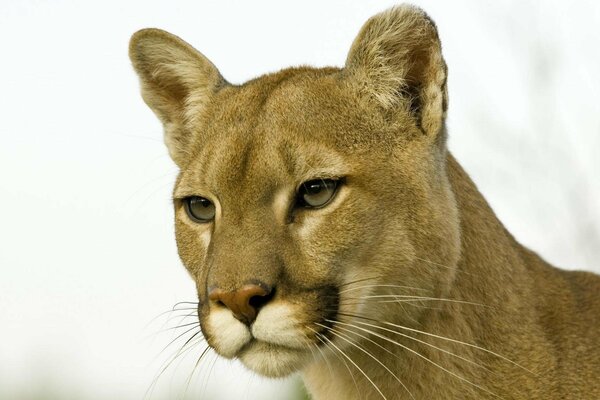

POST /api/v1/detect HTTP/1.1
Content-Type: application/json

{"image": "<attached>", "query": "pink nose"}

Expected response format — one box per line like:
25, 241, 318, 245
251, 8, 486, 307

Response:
209, 283, 273, 325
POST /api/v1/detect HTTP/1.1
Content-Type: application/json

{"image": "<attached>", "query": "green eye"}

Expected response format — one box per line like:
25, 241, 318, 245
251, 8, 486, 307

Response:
184, 196, 216, 222
298, 179, 340, 208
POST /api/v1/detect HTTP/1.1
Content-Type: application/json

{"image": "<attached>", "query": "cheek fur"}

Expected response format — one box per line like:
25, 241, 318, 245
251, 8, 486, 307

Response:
175, 215, 211, 279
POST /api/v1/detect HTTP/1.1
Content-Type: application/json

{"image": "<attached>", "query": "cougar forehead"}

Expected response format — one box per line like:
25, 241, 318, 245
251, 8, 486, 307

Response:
175, 67, 421, 214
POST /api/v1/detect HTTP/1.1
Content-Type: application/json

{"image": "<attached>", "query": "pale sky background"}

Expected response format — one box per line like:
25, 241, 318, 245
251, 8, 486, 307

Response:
1, 1, 599, 399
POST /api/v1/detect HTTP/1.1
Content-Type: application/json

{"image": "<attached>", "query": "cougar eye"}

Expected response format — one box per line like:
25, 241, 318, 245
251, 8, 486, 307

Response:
184, 196, 216, 222
297, 179, 339, 208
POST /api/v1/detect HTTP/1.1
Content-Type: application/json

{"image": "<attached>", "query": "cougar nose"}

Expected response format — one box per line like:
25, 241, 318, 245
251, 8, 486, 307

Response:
209, 283, 273, 325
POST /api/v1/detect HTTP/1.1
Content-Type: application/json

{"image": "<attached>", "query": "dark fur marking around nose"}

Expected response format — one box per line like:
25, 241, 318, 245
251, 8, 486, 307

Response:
209, 282, 274, 325
316, 285, 340, 342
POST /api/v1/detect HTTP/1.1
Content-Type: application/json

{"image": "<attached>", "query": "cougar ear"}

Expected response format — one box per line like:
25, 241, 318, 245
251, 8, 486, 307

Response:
345, 5, 448, 139
129, 29, 226, 166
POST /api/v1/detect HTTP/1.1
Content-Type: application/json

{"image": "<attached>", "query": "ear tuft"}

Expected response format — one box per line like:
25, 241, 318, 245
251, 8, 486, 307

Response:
346, 5, 448, 137
129, 29, 225, 166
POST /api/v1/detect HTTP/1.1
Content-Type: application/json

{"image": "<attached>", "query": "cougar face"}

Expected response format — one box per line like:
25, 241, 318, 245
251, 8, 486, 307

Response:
167, 70, 458, 376
129, 3, 460, 379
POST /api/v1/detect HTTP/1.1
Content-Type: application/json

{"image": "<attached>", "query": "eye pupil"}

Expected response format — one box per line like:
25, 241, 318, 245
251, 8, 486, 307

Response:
185, 196, 216, 222
307, 183, 322, 194
197, 198, 210, 207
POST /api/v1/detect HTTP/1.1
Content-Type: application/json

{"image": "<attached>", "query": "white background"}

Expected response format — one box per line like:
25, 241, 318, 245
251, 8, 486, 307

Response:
1, 1, 599, 399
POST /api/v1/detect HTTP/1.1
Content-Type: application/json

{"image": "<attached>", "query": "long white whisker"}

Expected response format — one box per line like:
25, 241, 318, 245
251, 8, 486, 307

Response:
316, 330, 388, 400
317, 323, 415, 400
346, 295, 489, 308
374, 320, 534, 375
335, 312, 535, 376
332, 320, 493, 373
326, 319, 502, 399
304, 334, 335, 381
307, 326, 361, 398
339, 284, 432, 294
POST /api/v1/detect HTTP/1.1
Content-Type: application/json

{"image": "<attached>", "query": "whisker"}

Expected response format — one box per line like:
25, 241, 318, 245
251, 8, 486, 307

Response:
311, 327, 388, 399
335, 311, 534, 375
303, 334, 335, 382
308, 326, 361, 397
152, 325, 203, 364
335, 299, 443, 313
379, 320, 533, 375
155, 321, 200, 334
163, 311, 198, 324
172, 301, 200, 307
338, 275, 381, 288
201, 351, 220, 398
395, 298, 422, 324
144, 321, 200, 346
341, 295, 490, 308
180, 345, 212, 400
331, 319, 493, 374
325, 319, 501, 399
147, 310, 198, 347
339, 284, 432, 294
144, 307, 198, 330
317, 323, 415, 400
145, 332, 204, 400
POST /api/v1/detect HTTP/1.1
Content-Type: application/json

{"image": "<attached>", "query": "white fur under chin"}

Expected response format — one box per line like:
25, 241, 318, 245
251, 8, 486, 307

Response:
238, 341, 308, 378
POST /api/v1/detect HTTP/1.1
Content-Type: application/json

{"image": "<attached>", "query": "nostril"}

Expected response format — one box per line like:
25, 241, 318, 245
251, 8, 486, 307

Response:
248, 287, 275, 310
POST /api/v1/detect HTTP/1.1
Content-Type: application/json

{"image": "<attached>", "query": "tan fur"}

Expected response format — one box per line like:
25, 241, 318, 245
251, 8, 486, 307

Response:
129, 5, 600, 399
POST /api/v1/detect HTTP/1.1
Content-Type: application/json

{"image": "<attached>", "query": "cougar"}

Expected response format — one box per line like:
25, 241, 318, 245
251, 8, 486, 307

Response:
129, 5, 600, 399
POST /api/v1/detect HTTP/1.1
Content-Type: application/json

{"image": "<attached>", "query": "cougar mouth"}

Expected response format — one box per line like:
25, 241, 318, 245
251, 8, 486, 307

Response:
201, 284, 340, 377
